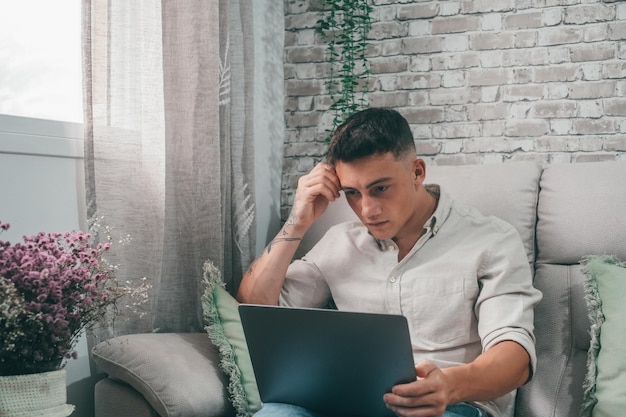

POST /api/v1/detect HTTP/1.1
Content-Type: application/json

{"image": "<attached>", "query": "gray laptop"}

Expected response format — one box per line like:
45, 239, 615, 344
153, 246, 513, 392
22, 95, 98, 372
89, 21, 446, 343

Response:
238, 304, 416, 417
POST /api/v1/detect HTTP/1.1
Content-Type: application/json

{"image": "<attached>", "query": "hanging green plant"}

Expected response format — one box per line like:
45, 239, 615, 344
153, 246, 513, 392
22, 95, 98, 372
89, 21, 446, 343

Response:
316, 0, 373, 142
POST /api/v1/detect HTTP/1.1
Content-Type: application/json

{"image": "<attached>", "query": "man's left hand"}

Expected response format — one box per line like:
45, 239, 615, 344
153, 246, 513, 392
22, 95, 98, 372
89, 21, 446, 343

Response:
383, 360, 450, 417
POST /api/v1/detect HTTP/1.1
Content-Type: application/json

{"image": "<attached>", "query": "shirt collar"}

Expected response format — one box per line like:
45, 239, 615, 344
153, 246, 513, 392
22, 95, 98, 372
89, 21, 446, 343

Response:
374, 184, 453, 251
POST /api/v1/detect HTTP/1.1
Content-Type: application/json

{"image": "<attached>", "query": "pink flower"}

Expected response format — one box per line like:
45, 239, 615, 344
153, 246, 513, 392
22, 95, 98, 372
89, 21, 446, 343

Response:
0, 217, 149, 376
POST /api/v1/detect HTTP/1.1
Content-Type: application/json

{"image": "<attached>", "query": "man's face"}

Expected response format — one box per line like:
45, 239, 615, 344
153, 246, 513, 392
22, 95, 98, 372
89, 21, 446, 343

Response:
335, 152, 427, 242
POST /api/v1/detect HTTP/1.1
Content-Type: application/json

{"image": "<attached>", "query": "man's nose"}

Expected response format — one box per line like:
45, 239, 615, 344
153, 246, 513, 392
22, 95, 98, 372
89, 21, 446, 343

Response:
360, 195, 381, 218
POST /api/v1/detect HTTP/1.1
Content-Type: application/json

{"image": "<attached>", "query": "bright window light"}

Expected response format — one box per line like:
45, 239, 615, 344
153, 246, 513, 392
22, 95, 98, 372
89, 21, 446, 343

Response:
0, 1, 83, 123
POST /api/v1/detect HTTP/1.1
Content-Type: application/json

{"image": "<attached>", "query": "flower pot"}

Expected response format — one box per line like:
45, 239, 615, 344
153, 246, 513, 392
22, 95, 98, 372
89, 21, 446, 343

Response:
0, 368, 75, 417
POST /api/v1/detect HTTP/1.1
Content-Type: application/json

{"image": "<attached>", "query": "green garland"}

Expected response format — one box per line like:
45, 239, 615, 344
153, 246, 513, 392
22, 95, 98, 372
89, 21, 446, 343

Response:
316, 0, 373, 141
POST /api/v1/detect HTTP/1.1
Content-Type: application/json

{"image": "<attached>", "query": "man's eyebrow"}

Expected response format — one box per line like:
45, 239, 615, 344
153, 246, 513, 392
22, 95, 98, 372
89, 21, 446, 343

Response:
341, 177, 392, 191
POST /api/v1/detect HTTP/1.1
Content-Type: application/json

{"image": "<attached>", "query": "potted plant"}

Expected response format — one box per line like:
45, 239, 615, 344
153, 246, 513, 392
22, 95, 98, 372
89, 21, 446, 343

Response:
0, 218, 149, 416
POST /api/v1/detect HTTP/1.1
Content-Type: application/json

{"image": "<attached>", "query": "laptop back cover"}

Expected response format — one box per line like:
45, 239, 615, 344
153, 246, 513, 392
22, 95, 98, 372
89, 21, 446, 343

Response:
239, 305, 416, 417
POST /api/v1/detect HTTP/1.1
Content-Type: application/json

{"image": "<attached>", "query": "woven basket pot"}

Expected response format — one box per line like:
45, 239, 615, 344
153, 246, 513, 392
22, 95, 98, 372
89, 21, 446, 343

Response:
0, 368, 75, 417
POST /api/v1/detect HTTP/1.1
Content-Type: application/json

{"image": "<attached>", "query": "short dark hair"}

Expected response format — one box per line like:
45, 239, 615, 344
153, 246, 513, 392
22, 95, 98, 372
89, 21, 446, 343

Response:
325, 108, 415, 165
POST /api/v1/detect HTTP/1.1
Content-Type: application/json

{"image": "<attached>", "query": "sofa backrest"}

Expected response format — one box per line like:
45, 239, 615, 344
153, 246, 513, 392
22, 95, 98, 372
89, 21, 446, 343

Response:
516, 160, 626, 417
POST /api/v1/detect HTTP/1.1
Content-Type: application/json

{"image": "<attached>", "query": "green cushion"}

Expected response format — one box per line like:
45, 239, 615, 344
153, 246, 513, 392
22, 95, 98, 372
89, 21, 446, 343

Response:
581, 255, 626, 417
201, 260, 261, 417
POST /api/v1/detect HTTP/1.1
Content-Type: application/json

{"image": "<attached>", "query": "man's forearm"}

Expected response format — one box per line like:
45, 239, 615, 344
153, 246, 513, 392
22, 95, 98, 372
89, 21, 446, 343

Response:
442, 341, 530, 404
236, 216, 305, 305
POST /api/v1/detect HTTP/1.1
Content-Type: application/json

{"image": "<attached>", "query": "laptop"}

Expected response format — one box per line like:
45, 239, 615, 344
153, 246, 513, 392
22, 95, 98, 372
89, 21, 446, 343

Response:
238, 304, 416, 417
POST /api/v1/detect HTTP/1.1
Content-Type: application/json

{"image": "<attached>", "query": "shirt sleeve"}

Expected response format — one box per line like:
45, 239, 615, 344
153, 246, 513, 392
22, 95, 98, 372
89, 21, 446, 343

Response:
475, 223, 543, 379
279, 255, 332, 308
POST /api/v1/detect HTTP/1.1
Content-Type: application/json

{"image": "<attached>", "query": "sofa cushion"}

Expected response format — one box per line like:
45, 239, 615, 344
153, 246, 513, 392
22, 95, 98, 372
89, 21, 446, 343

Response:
91, 332, 231, 417
537, 161, 626, 264
201, 260, 261, 417
581, 255, 626, 417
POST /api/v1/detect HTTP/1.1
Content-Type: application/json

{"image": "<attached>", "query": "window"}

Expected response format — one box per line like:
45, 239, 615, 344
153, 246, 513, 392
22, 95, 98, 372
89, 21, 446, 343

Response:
0, 1, 83, 123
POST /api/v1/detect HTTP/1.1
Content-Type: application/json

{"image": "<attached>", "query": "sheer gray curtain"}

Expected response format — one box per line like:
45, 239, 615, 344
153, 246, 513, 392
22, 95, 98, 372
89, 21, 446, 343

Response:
81, 0, 255, 338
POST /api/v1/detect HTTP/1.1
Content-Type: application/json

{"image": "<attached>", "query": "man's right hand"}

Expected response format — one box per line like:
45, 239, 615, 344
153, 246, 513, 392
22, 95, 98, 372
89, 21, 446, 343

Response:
289, 162, 341, 233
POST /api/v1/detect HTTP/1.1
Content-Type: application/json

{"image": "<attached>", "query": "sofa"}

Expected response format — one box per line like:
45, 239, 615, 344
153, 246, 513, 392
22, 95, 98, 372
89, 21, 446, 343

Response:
91, 160, 626, 417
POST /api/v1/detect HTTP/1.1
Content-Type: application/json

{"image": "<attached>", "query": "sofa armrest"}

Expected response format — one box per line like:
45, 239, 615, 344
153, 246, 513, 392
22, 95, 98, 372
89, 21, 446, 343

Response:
92, 333, 234, 417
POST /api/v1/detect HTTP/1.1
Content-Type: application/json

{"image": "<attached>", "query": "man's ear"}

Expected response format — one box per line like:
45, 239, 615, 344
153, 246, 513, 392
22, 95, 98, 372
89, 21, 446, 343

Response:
412, 159, 426, 184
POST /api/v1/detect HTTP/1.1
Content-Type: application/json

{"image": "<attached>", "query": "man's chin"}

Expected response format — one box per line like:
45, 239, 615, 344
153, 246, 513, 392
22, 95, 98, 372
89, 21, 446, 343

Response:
366, 227, 394, 241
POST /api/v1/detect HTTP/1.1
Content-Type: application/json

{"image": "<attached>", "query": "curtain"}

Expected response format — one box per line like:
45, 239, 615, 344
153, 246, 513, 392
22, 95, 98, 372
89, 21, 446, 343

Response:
81, 0, 255, 338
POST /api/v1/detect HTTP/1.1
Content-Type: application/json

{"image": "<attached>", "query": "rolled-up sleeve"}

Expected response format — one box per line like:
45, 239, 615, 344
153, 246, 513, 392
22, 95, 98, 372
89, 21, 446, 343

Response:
475, 225, 543, 379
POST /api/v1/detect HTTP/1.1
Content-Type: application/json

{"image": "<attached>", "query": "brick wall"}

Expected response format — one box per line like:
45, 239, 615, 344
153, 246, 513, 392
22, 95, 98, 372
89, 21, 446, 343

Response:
282, 0, 626, 219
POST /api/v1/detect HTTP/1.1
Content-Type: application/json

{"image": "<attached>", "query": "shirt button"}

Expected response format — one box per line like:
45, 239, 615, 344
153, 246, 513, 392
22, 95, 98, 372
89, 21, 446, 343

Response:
388, 245, 396, 251
389, 276, 397, 283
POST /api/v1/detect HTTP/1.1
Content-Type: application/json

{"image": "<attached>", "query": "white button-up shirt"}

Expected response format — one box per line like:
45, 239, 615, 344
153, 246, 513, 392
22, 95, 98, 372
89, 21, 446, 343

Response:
280, 186, 542, 417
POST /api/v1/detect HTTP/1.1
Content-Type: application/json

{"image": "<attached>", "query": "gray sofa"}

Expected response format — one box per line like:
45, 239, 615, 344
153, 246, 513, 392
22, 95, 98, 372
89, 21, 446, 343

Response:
92, 160, 626, 417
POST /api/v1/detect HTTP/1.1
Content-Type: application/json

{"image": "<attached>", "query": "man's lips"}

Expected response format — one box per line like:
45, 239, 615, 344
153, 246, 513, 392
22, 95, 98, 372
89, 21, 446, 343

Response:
366, 220, 388, 228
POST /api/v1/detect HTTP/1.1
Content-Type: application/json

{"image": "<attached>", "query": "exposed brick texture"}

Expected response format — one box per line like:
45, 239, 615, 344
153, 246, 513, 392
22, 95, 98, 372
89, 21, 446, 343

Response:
282, 0, 626, 220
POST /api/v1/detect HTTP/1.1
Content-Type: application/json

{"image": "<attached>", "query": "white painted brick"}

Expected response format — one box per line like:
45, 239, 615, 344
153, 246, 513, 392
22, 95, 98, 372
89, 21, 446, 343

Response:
467, 103, 508, 120
564, 4, 615, 25
430, 87, 481, 105
482, 153, 506, 164
543, 9, 563, 26
298, 97, 314, 111
377, 75, 399, 92
545, 83, 570, 100
605, 62, 626, 79
432, 52, 481, 70
408, 91, 429, 106
572, 118, 616, 135
618, 80, 626, 96
580, 63, 604, 81
538, 27, 584, 46
445, 105, 469, 122
549, 153, 573, 164
532, 100, 578, 118
584, 24, 608, 42
297, 29, 316, 45
443, 35, 469, 52
410, 56, 432, 72
569, 81, 616, 99
502, 84, 544, 102
381, 40, 403, 56
609, 20, 626, 41
376, 5, 399, 21
440, 139, 464, 153
462, 0, 515, 14
483, 120, 505, 136
578, 136, 604, 152
515, 31, 537, 48
482, 14, 503, 31
618, 3, 626, 20
550, 119, 573, 135
412, 125, 433, 140
295, 63, 319, 79
502, 48, 549, 67
548, 47, 571, 64
440, 2, 461, 16
415, 140, 442, 156
442, 71, 467, 88
509, 102, 533, 119
408, 21, 431, 37
479, 51, 504, 68
481, 86, 500, 102
505, 120, 549, 137
433, 123, 481, 139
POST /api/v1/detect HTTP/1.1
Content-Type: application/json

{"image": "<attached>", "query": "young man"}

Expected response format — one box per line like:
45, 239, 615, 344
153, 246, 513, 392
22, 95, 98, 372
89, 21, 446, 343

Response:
237, 108, 542, 417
